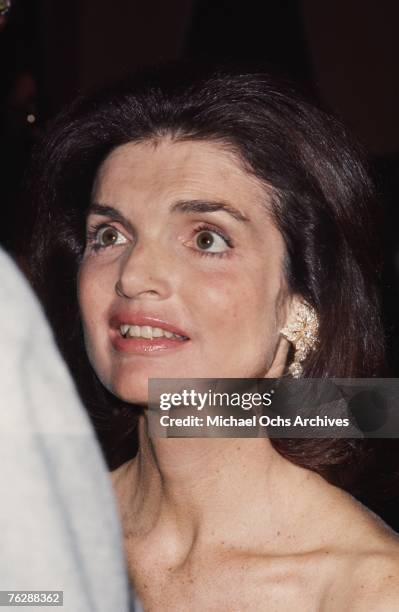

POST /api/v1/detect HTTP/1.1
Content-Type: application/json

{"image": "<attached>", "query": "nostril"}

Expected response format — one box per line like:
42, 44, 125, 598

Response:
115, 280, 127, 297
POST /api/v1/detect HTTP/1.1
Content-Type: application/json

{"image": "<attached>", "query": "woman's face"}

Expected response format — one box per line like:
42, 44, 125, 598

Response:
78, 138, 294, 404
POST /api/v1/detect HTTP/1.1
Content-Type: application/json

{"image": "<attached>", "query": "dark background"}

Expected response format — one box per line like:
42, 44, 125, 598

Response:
1, 0, 398, 526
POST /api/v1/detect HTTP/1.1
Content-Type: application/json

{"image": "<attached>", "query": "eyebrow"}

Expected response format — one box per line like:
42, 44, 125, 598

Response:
170, 199, 250, 222
87, 203, 135, 235
88, 198, 250, 229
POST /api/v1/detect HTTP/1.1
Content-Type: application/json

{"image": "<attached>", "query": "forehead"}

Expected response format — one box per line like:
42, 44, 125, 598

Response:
93, 138, 270, 211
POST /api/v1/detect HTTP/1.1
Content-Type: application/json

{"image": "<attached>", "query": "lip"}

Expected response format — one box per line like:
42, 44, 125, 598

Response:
109, 311, 191, 355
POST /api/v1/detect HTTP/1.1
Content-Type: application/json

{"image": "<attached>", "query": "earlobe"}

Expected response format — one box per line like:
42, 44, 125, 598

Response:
266, 334, 292, 378
280, 299, 319, 378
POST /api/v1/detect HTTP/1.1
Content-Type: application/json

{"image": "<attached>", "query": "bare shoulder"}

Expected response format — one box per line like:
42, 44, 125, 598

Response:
341, 502, 399, 611
320, 490, 399, 611
348, 544, 399, 611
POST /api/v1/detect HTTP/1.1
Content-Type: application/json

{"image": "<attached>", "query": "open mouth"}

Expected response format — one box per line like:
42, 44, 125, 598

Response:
109, 313, 190, 354
119, 324, 189, 342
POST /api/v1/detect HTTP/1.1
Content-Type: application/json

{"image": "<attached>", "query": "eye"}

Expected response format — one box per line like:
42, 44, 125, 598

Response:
195, 229, 230, 253
90, 225, 128, 249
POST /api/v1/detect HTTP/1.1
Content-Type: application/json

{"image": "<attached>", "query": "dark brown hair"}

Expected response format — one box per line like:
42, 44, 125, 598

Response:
27, 64, 386, 491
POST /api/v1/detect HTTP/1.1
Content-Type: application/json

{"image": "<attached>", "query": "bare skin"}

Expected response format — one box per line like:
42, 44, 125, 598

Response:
78, 138, 399, 610
111, 419, 399, 611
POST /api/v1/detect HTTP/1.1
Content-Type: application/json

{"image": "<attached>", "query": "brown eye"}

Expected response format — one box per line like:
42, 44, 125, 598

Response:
195, 230, 229, 253
196, 231, 214, 250
100, 227, 118, 245
95, 226, 127, 248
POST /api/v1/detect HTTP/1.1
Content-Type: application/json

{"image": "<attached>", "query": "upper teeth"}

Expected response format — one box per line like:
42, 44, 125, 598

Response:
120, 324, 185, 340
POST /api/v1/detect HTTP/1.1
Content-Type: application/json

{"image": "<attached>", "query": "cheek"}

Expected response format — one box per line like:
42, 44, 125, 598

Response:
77, 261, 109, 341
77, 262, 116, 386
187, 268, 284, 378
187, 263, 281, 337
185, 267, 238, 320
77, 264, 94, 327
194, 262, 281, 319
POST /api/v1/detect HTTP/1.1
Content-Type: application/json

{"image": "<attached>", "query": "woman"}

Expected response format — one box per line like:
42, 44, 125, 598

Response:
28, 66, 399, 610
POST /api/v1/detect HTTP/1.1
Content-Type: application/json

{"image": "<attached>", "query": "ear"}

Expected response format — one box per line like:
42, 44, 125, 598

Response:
265, 294, 302, 378
280, 293, 303, 333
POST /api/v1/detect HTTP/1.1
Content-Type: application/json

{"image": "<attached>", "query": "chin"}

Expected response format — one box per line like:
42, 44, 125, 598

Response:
112, 390, 149, 408
107, 377, 149, 406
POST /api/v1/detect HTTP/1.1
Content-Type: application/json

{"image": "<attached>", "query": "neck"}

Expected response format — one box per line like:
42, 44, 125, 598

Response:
118, 415, 340, 564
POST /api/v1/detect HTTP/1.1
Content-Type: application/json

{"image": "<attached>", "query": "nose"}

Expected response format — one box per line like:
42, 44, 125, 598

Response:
115, 241, 172, 300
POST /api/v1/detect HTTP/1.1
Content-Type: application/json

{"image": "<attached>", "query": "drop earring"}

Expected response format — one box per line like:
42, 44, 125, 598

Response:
280, 302, 319, 378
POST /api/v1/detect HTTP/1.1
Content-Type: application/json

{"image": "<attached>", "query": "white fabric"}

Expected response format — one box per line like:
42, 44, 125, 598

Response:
0, 249, 132, 611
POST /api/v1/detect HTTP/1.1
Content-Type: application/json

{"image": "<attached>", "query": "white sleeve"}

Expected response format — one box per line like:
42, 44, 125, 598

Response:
0, 248, 132, 612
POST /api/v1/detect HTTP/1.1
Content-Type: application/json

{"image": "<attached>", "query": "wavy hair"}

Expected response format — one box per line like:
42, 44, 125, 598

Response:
26, 65, 387, 493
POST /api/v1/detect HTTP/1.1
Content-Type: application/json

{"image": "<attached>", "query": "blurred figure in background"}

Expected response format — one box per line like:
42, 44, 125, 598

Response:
0, 246, 133, 611
0, 8, 136, 610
